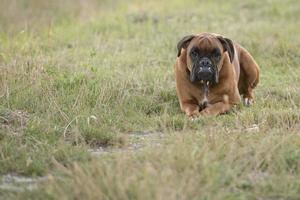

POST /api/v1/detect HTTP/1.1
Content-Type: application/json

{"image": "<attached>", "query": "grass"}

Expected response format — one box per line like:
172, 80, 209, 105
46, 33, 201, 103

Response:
0, 0, 299, 199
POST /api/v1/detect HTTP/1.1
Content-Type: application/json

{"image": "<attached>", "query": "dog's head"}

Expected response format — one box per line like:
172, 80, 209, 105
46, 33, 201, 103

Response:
177, 33, 235, 85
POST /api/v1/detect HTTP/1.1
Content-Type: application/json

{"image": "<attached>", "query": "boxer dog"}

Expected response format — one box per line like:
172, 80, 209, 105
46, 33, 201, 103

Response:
174, 33, 260, 117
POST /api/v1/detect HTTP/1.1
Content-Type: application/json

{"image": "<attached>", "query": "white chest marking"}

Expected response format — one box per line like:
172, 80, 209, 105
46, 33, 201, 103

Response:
200, 93, 209, 106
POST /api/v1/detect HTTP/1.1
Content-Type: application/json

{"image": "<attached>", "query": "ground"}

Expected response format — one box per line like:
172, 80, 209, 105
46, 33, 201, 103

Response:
0, 0, 300, 199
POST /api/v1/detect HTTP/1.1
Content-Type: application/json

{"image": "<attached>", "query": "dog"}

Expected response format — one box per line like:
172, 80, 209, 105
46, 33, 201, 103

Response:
174, 33, 260, 117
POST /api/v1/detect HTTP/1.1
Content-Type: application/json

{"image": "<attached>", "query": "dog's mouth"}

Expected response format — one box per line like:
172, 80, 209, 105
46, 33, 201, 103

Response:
189, 65, 218, 85
200, 79, 210, 86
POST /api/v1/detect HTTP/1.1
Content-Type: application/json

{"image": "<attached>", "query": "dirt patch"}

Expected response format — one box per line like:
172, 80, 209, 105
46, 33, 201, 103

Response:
0, 174, 49, 192
88, 131, 164, 157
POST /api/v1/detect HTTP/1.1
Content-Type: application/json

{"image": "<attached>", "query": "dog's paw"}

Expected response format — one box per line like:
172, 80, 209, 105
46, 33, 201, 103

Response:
199, 109, 211, 116
187, 110, 200, 119
243, 98, 253, 107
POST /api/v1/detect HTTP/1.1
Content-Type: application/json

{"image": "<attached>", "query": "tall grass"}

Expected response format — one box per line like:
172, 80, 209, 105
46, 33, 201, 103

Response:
0, 0, 299, 199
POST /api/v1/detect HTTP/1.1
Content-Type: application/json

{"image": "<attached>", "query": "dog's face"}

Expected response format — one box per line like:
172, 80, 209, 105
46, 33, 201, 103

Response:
177, 33, 235, 85
188, 40, 222, 84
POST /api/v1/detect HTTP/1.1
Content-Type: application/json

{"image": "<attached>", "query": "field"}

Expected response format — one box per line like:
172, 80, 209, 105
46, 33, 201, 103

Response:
0, 0, 300, 199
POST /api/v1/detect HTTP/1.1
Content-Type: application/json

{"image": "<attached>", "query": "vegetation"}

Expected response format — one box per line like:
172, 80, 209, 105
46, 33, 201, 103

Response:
0, 0, 299, 199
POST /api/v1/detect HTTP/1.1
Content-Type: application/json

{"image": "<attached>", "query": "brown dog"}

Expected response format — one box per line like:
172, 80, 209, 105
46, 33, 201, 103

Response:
174, 33, 260, 117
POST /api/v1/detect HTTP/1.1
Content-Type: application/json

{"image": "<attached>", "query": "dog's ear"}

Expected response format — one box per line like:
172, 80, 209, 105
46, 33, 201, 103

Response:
217, 36, 235, 63
177, 35, 195, 57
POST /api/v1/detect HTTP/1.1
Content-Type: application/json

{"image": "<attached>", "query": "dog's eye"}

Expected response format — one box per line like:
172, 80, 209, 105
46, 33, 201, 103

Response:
212, 48, 221, 59
190, 48, 198, 58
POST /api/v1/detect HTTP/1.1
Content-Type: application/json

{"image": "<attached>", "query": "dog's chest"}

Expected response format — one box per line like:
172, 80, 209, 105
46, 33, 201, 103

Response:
198, 91, 210, 109
199, 93, 208, 105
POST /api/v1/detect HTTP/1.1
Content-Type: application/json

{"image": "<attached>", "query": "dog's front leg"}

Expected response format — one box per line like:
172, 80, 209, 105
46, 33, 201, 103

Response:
181, 102, 200, 118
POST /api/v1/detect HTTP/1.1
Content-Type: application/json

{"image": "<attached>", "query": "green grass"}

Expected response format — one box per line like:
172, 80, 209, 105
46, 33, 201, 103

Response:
0, 0, 299, 199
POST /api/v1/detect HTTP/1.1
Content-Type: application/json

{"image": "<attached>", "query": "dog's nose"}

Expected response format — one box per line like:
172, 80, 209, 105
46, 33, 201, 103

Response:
200, 58, 212, 67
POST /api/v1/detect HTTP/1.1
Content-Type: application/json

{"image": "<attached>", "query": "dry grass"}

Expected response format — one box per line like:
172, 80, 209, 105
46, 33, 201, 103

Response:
0, 0, 299, 199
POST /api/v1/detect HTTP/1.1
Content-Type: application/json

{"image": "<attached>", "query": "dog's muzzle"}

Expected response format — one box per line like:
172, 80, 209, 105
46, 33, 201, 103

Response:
190, 57, 216, 84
